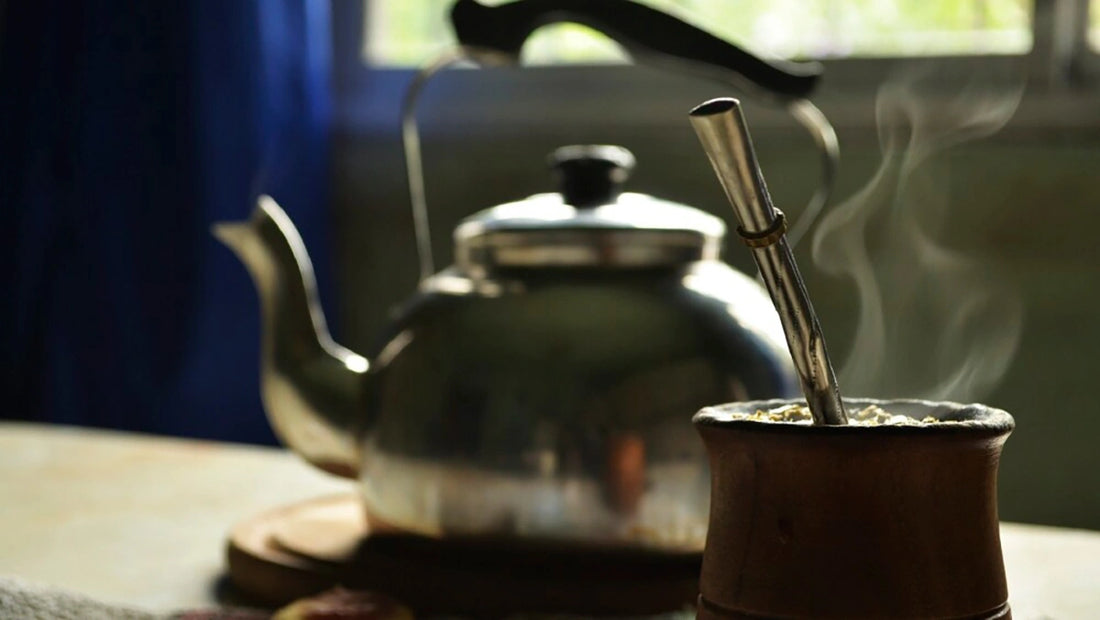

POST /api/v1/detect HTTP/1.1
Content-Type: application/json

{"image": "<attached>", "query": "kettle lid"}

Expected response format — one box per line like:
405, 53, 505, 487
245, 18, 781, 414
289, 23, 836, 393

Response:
454, 145, 725, 270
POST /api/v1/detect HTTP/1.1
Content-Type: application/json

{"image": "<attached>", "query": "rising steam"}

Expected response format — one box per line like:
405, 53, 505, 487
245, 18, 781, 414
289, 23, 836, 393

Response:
811, 71, 1024, 402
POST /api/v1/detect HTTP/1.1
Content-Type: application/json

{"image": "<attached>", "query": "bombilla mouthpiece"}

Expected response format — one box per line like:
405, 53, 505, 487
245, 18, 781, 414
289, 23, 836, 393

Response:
690, 97, 847, 426
689, 98, 778, 235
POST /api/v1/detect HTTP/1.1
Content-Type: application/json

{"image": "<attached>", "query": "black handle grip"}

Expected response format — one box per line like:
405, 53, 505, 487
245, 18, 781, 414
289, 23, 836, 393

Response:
450, 0, 821, 100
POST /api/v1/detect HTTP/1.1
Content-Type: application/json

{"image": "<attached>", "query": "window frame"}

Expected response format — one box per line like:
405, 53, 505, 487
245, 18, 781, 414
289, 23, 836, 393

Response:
330, 0, 1100, 136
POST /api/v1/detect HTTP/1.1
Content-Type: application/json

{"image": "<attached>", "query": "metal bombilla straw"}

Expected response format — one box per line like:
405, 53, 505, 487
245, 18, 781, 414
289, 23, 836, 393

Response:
690, 98, 847, 426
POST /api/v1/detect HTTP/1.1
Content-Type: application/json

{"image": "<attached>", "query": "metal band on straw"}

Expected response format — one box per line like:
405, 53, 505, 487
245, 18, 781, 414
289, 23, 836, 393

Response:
737, 210, 787, 248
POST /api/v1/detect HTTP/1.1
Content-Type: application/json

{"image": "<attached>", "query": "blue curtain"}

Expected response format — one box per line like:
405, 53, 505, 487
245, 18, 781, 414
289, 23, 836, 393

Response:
0, 0, 335, 444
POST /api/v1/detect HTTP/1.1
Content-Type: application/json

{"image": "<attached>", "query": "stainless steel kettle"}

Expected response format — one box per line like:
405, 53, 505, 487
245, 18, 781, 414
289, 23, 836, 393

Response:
214, 0, 837, 551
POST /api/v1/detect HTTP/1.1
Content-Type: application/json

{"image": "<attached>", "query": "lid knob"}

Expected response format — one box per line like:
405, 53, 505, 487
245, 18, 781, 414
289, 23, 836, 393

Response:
549, 145, 636, 208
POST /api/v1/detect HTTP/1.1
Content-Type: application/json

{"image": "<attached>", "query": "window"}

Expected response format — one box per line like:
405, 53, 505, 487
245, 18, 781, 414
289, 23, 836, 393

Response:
1092, 0, 1100, 49
366, 0, 1034, 66
333, 0, 1100, 136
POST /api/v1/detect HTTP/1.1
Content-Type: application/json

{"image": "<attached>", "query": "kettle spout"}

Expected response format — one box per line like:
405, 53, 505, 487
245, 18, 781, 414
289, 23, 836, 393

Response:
214, 196, 368, 478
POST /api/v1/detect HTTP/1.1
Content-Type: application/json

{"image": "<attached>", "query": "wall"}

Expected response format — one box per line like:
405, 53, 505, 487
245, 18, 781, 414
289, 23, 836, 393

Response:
328, 69, 1100, 530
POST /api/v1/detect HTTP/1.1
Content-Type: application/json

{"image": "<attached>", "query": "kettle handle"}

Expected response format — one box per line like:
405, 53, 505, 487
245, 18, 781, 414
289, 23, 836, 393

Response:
450, 0, 820, 100
402, 0, 839, 281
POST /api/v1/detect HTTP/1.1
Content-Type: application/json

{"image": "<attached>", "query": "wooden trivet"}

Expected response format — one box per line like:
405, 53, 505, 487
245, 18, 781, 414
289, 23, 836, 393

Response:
226, 494, 700, 616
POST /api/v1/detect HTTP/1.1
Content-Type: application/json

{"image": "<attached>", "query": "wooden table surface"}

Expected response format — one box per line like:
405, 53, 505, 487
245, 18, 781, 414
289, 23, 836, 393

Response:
0, 422, 1097, 618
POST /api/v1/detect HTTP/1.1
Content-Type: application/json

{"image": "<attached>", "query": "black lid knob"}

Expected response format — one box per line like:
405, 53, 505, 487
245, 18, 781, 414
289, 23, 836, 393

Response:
549, 145, 635, 208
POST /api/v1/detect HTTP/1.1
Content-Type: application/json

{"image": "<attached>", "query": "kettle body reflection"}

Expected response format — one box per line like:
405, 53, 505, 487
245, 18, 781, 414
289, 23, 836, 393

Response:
215, 146, 798, 550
